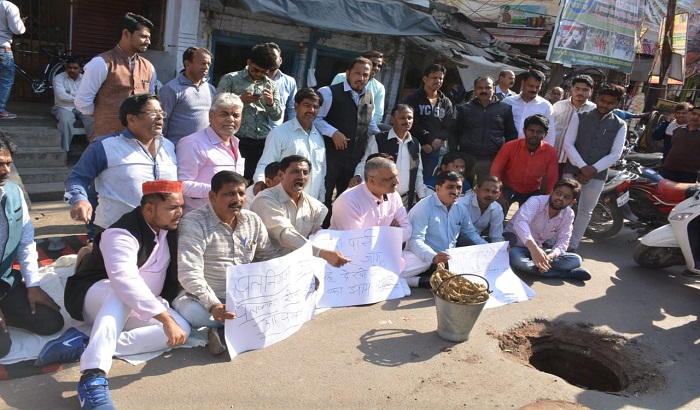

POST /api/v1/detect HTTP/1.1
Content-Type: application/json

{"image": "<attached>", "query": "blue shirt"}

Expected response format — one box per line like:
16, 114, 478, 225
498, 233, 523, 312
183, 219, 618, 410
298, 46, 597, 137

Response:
159, 72, 217, 144
406, 194, 486, 263
269, 70, 297, 128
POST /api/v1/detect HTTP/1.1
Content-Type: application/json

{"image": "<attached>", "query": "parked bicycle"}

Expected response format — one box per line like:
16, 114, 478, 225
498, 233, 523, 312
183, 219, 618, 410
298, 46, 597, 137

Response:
13, 43, 69, 94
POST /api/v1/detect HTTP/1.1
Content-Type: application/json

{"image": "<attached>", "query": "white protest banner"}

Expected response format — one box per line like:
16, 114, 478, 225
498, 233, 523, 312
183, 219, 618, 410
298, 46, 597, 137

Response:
225, 242, 320, 358
446, 242, 535, 309
311, 226, 406, 308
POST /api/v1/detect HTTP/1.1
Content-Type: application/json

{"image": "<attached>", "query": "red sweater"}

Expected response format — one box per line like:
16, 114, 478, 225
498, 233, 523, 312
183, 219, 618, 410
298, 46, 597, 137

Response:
491, 139, 559, 194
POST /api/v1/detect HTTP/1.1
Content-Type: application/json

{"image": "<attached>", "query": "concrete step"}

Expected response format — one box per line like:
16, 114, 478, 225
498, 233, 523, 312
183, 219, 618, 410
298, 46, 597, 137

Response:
16, 166, 70, 184
14, 146, 66, 168
24, 182, 65, 202
2, 126, 61, 147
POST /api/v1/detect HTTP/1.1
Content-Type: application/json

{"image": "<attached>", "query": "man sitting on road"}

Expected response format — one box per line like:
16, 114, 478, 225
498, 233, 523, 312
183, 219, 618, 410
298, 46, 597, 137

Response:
503, 178, 590, 281
491, 114, 558, 214
251, 155, 349, 267
61, 180, 191, 410
176, 93, 245, 214
403, 171, 487, 288
0, 134, 65, 360
174, 171, 278, 356
330, 156, 411, 243
457, 176, 505, 243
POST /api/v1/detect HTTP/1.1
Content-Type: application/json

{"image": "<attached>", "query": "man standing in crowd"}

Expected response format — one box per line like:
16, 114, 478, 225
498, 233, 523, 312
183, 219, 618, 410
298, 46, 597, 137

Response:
451, 76, 517, 187
76, 13, 157, 138
652, 102, 692, 163
315, 57, 378, 223
175, 171, 278, 355
254, 88, 325, 201
63, 180, 190, 410
0, 134, 65, 359
65, 94, 177, 232
332, 50, 386, 125
494, 70, 516, 101
552, 75, 596, 176
403, 171, 487, 287
160, 47, 216, 145
661, 105, 700, 183
267, 43, 297, 128
491, 114, 558, 213
0, 0, 25, 119
548, 87, 564, 105
404, 64, 454, 180
216, 43, 282, 180
504, 178, 590, 281
251, 155, 349, 267
503, 69, 556, 145
330, 156, 411, 242
176, 93, 245, 214
563, 85, 627, 253
351, 104, 429, 209
52, 57, 95, 150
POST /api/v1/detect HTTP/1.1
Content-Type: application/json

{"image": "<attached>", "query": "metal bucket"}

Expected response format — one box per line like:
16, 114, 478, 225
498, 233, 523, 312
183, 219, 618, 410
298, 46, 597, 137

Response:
433, 274, 489, 343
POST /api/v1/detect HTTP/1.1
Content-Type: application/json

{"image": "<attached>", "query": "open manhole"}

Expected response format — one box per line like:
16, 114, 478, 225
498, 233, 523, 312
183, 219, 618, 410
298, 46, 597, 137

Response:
496, 319, 664, 396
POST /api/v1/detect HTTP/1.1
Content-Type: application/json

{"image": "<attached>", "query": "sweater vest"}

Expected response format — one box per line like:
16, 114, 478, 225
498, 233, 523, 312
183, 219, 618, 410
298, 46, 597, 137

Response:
64, 207, 179, 321
375, 132, 420, 208
323, 82, 374, 161
563, 110, 623, 180
0, 182, 25, 292
92, 46, 153, 138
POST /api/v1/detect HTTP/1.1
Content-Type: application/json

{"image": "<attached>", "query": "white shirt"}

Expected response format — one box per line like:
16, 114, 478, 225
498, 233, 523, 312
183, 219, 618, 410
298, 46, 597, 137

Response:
254, 117, 326, 201
502, 94, 556, 146
563, 112, 627, 172
552, 98, 596, 163
53, 72, 82, 110
315, 80, 380, 137
0, 1, 25, 47
354, 129, 429, 199
75, 54, 157, 115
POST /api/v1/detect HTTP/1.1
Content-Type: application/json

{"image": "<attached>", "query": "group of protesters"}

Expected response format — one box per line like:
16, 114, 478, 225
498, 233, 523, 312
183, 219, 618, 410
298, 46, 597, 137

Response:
5, 8, 698, 410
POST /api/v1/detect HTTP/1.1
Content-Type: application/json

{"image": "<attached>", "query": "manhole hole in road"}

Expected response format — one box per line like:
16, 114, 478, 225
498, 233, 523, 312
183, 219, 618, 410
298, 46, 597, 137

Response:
496, 319, 664, 396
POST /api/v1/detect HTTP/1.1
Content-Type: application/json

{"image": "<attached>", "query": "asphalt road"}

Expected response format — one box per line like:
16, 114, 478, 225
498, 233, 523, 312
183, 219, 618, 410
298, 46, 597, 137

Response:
3, 209, 700, 409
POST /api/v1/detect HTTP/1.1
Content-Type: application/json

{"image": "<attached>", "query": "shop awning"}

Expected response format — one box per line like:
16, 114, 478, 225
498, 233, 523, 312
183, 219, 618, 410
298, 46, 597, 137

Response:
488, 28, 550, 46
239, 0, 443, 36
457, 56, 525, 92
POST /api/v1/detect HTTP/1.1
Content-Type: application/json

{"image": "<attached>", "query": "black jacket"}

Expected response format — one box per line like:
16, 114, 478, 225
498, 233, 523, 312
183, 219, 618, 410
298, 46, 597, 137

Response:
451, 98, 518, 160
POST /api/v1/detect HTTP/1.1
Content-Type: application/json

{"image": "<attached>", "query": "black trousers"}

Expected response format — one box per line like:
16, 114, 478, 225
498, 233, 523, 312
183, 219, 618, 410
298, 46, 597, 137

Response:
461, 153, 493, 189
238, 138, 267, 181
323, 154, 359, 227
0, 281, 64, 358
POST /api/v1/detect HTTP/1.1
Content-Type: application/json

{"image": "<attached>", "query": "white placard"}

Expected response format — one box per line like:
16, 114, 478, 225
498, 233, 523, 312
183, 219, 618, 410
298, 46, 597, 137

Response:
446, 242, 535, 308
225, 243, 320, 358
311, 226, 406, 308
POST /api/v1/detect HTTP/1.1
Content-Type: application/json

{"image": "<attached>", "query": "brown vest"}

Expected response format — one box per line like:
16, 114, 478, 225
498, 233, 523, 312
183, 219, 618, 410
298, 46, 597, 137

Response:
91, 46, 153, 139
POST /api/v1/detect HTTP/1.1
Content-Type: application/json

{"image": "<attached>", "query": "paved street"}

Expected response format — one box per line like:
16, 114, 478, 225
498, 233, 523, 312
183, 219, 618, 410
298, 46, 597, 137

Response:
2, 208, 700, 409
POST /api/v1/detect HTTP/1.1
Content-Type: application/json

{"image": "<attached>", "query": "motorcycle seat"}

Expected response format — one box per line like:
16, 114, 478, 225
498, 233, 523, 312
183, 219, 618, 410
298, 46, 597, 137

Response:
658, 179, 699, 202
625, 152, 662, 168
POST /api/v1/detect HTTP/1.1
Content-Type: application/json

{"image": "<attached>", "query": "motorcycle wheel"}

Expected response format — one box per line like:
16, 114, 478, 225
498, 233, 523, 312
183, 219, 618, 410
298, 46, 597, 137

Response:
633, 244, 684, 268
585, 200, 624, 239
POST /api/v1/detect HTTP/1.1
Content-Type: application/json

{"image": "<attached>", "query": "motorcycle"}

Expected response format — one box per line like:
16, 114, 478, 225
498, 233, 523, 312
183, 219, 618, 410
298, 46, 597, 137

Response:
634, 189, 700, 271
616, 159, 700, 231
582, 168, 636, 239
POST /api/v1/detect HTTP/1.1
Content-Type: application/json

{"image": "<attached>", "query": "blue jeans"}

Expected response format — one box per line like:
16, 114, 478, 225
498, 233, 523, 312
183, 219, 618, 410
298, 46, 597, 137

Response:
422, 149, 440, 180
0, 50, 15, 113
172, 291, 223, 328
509, 246, 582, 278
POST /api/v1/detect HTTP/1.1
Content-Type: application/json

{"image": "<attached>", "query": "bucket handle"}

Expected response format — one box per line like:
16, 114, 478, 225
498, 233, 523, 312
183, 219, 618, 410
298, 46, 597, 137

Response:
436, 273, 491, 294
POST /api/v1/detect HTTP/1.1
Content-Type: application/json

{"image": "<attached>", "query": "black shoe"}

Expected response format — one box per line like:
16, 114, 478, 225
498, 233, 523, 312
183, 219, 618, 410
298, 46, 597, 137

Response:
418, 276, 432, 289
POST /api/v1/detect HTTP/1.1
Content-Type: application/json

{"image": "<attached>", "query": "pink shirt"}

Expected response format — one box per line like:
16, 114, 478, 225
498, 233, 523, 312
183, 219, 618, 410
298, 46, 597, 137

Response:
176, 126, 245, 214
504, 194, 574, 258
100, 227, 171, 321
330, 183, 411, 242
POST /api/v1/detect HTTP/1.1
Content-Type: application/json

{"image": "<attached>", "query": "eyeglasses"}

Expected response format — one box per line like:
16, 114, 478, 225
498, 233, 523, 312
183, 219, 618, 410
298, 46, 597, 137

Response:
140, 110, 167, 119
372, 62, 383, 69
249, 65, 270, 75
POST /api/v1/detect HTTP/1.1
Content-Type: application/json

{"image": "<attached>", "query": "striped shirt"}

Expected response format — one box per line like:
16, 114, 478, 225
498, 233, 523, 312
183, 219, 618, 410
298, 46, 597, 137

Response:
504, 195, 574, 258
177, 203, 278, 310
